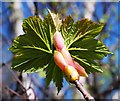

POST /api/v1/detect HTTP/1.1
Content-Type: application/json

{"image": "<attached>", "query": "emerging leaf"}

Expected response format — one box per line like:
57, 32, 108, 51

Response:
74, 61, 88, 77
54, 31, 65, 51
54, 51, 67, 72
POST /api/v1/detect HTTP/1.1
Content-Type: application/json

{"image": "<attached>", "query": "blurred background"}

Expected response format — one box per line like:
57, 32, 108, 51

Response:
1, 1, 120, 100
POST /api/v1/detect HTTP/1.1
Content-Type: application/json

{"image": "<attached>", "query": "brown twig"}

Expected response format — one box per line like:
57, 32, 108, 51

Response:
34, 2, 38, 16
4, 63, 26, 91
99, 78, 120, 98
73, 80, 95, 101
5, 86, 22, 98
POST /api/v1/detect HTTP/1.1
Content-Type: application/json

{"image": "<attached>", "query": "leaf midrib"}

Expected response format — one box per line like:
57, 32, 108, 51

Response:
21, 46, 52, 54
68, 47, 110, 53
67, 25, 103, 49
25, 20, 50, 51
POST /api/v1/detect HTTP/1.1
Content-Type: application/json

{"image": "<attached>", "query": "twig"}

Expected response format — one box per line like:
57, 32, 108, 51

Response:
34, 2, 38, 16
100, 78, 120, 97
30, 76, 49, 97
2, 62, 30, 99
73, 80, 95, 101
4, 63, 26, 91
5, 86, 22, 98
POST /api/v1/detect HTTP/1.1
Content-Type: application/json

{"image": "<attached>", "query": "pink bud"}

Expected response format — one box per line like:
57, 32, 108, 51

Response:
54, 51, 67, 72
61, 47, 75, 67
74, 61, 88, 77
54, 51, 79, 81
53, 31, 88, 78
54, 31, 65, 51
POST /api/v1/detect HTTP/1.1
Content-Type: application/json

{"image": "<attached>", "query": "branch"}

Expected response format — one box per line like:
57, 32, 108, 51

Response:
5, 86, 22, 98
100, 78, 120, 97
34, 2, 38, 16
3, 63, 26, 91
30, 76, 49, 97
73, 80, 95, 101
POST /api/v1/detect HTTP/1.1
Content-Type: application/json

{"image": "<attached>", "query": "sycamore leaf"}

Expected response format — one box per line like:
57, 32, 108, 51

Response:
45, 57, 63, 93
61, 17, 104, 48
9, 16, 53, 72
47, 9, 62, 31
38, 67, 46, 78
69, 38, 112, 73
60, 17, 112, 73
53, 64, 63, 94
10, 11, 64, 93
45, 57, 55, 87
10, 10, 112, 93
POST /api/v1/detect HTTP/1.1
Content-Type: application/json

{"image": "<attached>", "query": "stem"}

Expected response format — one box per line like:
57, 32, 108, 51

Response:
73, 80, 95, 101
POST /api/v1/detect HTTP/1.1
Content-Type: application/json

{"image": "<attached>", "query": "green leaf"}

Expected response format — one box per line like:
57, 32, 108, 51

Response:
38, 67, 46, 78
9, 16, 53, 72
45, 57, 55, 86
70, 38, 111, 60
60, 16, 75, 46
22, 16, 51, 51
9, 15, 56, 72
46, 57, 63, 93
71, 55, 102, 73
53, 65, 63, 94
61, 17, 112, 74
61, 18, 104, 48
43, 13, 56, 50
47, 9, 62, 31
43, 9, 61, 50
10, 13, 64, 93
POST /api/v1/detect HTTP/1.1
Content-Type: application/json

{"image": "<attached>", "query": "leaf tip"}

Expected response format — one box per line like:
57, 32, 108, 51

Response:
8, 47, 12, 51
47, 8, 51, 14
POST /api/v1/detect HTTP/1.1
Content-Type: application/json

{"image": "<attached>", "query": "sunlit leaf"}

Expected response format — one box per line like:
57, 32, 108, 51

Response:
61, 17, 112, 73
